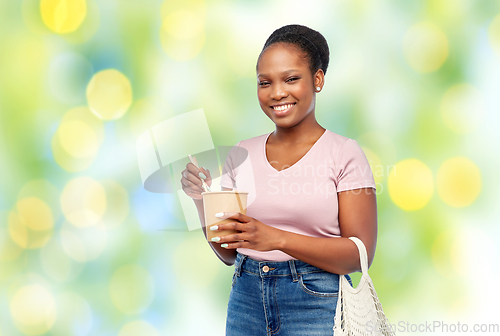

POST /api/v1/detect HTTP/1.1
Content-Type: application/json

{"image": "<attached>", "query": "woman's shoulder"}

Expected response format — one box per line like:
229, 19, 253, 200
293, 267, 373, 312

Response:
322, 129, 354, 148
234, 132, 271, 148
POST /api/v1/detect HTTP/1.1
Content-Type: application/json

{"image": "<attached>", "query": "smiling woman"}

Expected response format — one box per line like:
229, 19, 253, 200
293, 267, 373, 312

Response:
180, 24, 377, 335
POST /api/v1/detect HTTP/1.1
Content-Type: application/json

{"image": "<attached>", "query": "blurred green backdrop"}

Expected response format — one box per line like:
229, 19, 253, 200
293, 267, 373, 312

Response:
1, 0, 499, 335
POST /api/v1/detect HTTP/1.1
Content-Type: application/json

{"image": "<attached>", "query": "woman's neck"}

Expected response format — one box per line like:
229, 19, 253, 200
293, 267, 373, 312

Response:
270, 120, 325, 146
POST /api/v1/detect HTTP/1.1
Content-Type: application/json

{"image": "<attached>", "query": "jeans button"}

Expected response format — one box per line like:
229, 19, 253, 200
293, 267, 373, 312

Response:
262, 265, 270, 272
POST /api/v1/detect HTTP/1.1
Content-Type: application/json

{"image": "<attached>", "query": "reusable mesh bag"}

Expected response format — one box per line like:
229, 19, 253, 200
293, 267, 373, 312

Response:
333, 237, 396, 336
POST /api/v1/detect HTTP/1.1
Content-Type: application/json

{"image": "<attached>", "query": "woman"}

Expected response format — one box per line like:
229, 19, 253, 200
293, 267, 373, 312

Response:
181, 24, 377, 335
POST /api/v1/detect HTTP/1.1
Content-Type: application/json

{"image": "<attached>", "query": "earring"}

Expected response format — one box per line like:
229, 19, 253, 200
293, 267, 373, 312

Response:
316, 87, 321, 92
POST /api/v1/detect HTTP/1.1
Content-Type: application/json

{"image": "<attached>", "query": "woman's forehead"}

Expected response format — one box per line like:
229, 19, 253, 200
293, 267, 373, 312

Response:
257, 44, 309, 75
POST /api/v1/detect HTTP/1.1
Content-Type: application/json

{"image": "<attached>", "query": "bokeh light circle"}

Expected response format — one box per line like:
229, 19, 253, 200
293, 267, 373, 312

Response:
17, 197, 53, 231
9, 198, 54, 249
86, 69, 133, 120
388, 159, 434, 211
118, 320, 160, 336
61, 176, 107, 227
160, 10, 205, 61
58, 120, 100, 158
40, 0, 87, 34
403, 22, 449, 73
437, 157, 481, 207
52, 107, 104, 172
10, 284, 57, 335
109, 264, 155, 314
440, 83, 485, 134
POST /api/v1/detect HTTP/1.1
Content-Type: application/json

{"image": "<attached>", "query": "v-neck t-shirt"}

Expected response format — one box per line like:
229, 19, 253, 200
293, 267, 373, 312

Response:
219, 129, 376, 261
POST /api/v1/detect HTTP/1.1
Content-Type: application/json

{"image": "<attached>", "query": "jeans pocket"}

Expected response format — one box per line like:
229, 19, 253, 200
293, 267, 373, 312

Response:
299, 271, 339, 297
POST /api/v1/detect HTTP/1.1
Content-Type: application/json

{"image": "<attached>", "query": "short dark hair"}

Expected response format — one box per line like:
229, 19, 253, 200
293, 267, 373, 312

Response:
256, 24, 330, 76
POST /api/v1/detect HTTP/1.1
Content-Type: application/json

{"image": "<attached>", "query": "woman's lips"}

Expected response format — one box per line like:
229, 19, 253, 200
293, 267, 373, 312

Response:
271, 103, 296, 117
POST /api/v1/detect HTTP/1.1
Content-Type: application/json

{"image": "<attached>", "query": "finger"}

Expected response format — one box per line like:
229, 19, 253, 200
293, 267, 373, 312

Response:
200, 167, 213, 187
183, 166, 205, 189
213, 221, 247, 232
220, 241, 248, 249
215, 212, 251, 222
181, 172, 204, 191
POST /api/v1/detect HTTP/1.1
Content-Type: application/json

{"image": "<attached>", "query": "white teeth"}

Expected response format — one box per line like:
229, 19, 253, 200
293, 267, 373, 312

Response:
273, 104, 294, 111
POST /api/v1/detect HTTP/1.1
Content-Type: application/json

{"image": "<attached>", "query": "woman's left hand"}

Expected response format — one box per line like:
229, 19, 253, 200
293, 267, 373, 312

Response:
210, 212, 283, 251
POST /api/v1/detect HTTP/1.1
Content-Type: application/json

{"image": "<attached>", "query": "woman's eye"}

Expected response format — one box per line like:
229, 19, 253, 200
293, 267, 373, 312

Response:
287, 77, 299, 82
259, 82, 269, 87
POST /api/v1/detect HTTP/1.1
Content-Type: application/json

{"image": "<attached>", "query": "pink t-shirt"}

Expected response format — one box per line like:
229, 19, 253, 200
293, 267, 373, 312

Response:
220, 129, 376, 261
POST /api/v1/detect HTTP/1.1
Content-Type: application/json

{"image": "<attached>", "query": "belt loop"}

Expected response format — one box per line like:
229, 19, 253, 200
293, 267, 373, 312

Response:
288, 260, 298, 282
235, 253, 247, 277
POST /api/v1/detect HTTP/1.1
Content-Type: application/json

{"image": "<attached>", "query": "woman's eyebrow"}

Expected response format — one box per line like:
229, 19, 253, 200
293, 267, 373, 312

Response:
257, 69, 299, 78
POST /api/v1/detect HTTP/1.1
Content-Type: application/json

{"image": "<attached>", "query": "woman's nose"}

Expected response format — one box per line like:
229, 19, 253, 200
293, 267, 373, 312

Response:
270, 83, 288, 100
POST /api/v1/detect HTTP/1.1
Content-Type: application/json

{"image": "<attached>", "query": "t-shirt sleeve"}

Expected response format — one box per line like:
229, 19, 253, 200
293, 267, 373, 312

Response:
335, 139, 376, 193
220, 141, 242, 190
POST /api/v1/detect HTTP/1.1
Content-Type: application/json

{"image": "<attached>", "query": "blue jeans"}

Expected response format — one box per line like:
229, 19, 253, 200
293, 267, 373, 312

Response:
226, 252, 353, 335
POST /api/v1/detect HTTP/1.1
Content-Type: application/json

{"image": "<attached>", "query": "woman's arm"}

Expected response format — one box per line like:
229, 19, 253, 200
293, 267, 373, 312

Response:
193, 191, 237, 266
212, 187, 377, 274
278, 187, 377, 274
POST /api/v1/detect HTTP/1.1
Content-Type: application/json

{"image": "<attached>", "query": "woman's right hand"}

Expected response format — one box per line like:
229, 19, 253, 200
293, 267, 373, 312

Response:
180, 163, 212, 200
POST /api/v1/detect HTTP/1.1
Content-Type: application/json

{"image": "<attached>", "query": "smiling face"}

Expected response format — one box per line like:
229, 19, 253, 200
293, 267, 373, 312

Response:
257, 42, 324, 129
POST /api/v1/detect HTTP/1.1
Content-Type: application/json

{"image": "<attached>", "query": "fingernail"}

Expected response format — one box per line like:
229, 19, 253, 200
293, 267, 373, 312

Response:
211, 237, 220, 242
210, 225, 218, 231
215, 212, 224, 218
199, 172, 207, 179
221, 244, 228, 248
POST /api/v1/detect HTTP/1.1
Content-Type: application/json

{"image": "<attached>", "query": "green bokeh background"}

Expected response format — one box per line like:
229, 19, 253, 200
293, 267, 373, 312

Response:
1, 0, 499, 335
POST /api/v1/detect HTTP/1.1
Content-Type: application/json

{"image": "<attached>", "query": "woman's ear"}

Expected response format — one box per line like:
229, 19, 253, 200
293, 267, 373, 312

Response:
314, 69, 325, 91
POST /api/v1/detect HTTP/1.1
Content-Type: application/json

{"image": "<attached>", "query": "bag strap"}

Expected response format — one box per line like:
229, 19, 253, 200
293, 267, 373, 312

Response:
348, 237, 368, 274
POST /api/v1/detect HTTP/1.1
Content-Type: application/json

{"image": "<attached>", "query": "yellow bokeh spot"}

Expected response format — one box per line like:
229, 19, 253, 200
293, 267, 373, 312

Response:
8, 198, 54, 249
160, 10, 205, 61
489, 14, 500, 57
10, 284, 57, 335
163, 10, 203, 40
403, 22, 449, 73
40, 0, 87, 34
86, 69, 133, 120
18, 179, 62, 224
52, 107, 104, 172
58, 120, 99, 158
0, 213, 24, 261
119, 320, 160, 336
110, 265, 154, 314
440, 83, 484, 134
388, 159, 434, 211
61, 176, 107, 227
437, 157, 481, 207
17, 197, 53, 231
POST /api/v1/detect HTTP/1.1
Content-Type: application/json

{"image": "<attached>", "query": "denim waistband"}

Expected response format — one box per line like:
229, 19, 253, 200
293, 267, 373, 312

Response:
234, 252, 335, 282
